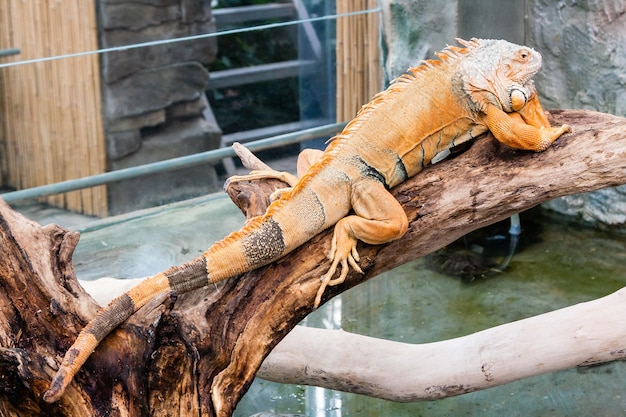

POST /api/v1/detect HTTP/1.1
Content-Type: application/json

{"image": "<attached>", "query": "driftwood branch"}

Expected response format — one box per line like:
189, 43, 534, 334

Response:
259, 287, 626, 401
1, 110, 625, 416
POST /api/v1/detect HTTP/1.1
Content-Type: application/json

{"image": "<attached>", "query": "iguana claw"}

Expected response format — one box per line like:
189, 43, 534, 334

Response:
314, 236, 363, 308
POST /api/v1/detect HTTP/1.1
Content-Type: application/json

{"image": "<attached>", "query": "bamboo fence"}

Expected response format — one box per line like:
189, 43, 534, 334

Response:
0, 0, 106, 216
336, 0, 382, 122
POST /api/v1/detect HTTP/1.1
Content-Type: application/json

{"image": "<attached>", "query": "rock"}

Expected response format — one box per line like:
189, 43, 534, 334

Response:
103, 0, 179, 5
527, 0, 626, 115
98, 0, 217, 84
457, 0, 525, 45
98, 0, 222, 215
107, 129, 142, 160
99, 2, 182, 31
103, 62, 210, 120
526, 0, 626, 226
100, 19, 217, 84
180, 0, 212, 24
107, 115, 222, 215
542, 185, 626, 227
166, 95, 208, 120
380, 0, 456, 80
108, 116, 220, 168
106, 110, 166, 133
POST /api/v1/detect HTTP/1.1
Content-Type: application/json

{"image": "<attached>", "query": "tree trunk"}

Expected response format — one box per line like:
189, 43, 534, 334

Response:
0, 110, 625, 416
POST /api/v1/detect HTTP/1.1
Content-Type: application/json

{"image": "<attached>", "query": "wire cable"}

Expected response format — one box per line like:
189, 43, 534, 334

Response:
0, 7, 380, 69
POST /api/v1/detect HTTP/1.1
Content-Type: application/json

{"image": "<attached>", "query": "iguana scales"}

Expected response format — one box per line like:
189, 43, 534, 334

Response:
44, 38, 571, 402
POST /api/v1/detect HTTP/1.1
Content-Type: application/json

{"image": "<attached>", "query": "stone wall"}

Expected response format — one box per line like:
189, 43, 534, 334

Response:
381, 0, 626, 227
380, 0, 457, 84
98, 0, 222, 215
527, 0, 626, 226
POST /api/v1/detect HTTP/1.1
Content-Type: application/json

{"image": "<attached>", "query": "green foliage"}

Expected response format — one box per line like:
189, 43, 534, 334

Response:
209, 78, 300, 134
210, 26, 296, 71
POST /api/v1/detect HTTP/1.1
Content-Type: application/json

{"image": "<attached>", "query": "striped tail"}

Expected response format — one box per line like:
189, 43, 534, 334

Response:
44, 182, 322, 403
43, 257, 208, 403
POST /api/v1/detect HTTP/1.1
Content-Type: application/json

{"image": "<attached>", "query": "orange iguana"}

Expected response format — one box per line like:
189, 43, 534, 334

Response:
44, 38, 571, 402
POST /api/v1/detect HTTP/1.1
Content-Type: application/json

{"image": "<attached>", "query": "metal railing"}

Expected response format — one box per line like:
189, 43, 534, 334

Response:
0, 122, 346, 203
0, 48, 20, 57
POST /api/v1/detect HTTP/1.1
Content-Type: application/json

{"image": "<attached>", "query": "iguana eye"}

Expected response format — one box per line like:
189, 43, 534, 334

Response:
518, 49, 530, 60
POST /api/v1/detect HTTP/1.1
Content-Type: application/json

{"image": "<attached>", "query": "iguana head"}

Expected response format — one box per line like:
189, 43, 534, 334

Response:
457, 38, 542, 113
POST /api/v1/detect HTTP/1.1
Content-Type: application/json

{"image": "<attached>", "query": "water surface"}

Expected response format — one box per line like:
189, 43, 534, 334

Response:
72, 196, 626, 416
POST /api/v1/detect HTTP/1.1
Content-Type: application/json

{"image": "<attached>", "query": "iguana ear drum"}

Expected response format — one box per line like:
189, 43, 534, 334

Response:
509, 87, 528, 112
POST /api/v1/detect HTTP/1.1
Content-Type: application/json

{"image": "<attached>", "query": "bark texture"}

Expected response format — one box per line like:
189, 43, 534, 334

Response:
0, 110, 625, 416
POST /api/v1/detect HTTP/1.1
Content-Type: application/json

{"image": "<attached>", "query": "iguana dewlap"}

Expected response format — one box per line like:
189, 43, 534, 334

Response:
43, 38, 571, 403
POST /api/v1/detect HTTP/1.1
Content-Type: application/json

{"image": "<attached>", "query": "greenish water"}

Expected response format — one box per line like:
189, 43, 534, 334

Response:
235, 212, 626, 417
72, 196, 626, 417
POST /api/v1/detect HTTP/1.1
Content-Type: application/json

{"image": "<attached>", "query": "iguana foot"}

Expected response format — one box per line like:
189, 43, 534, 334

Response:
314, 232, 363, 308
226, 170, 299, 201
226, 170, 300, 187
269, 187, 292, 201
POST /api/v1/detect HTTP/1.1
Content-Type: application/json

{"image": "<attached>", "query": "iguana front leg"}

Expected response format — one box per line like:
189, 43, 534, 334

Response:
485, 95, 571, 151
315, 179, 409, 307
514, 93, 552, 128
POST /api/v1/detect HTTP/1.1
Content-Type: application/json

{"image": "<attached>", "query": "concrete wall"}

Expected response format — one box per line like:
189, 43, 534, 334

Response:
381, 0, 626, 227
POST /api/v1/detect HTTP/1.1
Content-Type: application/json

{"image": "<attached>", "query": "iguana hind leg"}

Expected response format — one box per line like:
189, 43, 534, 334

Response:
226, 148, 326, 200
227, 170, 300, 187
296, 148, 325, 175
315, 180, 409, 307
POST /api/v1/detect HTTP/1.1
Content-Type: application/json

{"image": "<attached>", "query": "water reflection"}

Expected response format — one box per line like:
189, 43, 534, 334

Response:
302, 297, 342, 417
307, 387, 342, 417
235, 212, 626, 417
